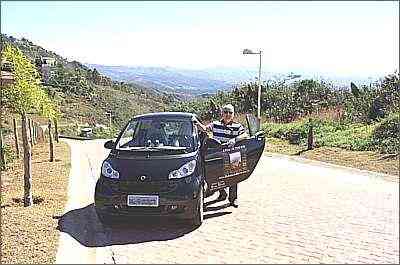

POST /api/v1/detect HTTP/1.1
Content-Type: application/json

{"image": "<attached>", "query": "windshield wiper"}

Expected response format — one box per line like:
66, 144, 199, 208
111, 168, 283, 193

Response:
151, 146, 188, 151
117, 146, 160, 151
118, 146, 188, 152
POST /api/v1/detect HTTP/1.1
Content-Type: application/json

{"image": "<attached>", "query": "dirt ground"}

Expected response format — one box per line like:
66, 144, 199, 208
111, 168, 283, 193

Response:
0, 141, 71, 264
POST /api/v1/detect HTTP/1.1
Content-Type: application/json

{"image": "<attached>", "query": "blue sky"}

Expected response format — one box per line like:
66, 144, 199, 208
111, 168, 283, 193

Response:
2, 1, 399, 78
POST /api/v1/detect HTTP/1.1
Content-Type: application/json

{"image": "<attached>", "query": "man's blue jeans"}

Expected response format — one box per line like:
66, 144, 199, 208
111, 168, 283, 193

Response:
219, 184, 237, 202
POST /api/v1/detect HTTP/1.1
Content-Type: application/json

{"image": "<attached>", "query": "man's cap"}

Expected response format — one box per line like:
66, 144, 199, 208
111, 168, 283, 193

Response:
222, 104, 234, 113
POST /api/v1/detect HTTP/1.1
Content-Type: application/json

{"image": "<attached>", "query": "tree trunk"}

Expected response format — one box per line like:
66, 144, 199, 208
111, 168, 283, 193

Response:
54, 118, 59, 143
48, 119, 54, 162
28, 118, 33, 147
21, 113, 33, 207
0, 128, 5, 171
13, 118, 20, 159
307, 118, 314, 150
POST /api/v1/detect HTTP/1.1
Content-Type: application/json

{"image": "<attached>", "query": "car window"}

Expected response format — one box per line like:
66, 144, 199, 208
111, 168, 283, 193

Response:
118, 121, 138, 148
116, 118, 194, 150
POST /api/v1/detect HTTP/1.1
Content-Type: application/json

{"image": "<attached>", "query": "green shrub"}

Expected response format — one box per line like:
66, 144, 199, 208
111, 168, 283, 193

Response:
372, 113, 400, 154
92, 126, 119, 139
262, 118, 376, 151
0, 127, 13, 136
58, 124, 80, 137
262, 119, 309, 141
315, 123, 375, 151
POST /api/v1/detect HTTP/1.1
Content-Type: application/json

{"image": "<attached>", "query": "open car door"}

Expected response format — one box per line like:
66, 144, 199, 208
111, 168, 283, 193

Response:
203, 114, 265, 194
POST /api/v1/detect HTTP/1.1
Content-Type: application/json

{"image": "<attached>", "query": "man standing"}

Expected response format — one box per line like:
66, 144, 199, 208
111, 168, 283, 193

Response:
195, 104, 248, 208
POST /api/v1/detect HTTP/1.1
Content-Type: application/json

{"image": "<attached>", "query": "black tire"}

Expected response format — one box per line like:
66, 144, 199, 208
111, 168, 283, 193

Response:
190, 186, 204, 227
95, 209, 115, 227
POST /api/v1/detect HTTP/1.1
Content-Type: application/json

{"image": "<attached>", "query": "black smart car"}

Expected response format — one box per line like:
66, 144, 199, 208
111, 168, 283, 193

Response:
94, 112, 265, 227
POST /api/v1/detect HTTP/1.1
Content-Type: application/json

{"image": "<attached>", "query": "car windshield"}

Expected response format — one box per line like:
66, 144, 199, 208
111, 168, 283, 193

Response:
116, 118, 195, 152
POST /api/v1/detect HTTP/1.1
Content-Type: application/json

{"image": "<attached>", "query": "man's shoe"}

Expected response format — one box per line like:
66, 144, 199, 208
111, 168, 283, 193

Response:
229, 199, 238, 208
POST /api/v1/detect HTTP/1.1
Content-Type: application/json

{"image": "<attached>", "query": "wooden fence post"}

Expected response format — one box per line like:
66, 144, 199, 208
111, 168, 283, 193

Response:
0, 128, 5, 171
36, 122, 39, 143
22, 113, 33, 207
307, 118, 314, 150
13, 118, 20, 159
31, 119, 36, 145
32, 122, 37, 145
37, 123, 44, 143
28, 118, 33, 147
48, 119, 54, 162
35, 122, 38, 143
54, 118, 59, 143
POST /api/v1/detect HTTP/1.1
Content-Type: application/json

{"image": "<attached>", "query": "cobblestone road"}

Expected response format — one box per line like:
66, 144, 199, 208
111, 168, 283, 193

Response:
56, 140, 399, 264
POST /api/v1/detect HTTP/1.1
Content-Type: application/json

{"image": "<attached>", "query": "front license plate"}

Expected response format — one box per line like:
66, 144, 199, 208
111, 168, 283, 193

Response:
127, 195, 159, 207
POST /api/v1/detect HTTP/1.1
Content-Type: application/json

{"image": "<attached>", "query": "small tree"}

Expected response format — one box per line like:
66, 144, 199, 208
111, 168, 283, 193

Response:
1, 44, 59, 207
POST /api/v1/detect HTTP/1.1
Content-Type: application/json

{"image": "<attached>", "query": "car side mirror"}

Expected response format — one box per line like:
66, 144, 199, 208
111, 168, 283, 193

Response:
104, 140, 115, 149
205, 138, 222, 148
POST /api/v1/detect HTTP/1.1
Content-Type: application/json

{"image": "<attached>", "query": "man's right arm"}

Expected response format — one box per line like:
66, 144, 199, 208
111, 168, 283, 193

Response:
194, 118, 212, 133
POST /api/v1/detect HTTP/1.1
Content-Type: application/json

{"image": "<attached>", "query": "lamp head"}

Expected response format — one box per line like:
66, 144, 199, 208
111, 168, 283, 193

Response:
243, 49, 253, 54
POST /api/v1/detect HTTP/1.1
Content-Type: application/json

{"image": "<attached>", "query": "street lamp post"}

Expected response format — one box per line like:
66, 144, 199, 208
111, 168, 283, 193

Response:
243, 49, 262, 122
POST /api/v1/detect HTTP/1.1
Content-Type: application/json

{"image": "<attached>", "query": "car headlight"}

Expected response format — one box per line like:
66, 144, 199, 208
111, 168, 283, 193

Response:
101, 161, 120, 179
169, 160, 196, 179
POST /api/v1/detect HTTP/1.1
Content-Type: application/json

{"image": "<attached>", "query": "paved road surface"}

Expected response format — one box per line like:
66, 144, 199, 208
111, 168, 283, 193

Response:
56, 139, 399, 264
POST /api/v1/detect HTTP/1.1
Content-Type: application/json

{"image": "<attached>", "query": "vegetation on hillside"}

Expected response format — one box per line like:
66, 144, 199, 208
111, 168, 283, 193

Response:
0, 33, 173, 183
2, 33, 398, 157
1, 44, 59, 119
169, 71, 399, 155
1, 43, 59, 206
1, 34, 170, 133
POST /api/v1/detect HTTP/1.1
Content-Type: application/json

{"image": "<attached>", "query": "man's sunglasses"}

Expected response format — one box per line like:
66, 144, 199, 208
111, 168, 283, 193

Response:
223, 110, 233, 114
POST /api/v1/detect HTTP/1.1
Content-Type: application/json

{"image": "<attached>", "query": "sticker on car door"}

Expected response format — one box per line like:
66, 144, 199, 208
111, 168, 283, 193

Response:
204, 136, 265, 192
220, 145, 249, 179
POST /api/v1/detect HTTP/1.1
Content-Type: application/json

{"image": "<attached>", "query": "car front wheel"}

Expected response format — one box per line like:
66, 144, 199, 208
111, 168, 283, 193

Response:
189, 186, 204, 227
95, 208, 115, 227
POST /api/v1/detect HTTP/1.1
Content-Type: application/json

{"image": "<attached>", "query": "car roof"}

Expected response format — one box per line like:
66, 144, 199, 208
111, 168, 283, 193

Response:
133, 112, 197, 120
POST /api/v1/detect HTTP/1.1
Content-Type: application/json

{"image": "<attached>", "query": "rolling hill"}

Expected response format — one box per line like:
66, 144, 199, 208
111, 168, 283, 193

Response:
1, 34, 171, 131
86, 64, 236, 98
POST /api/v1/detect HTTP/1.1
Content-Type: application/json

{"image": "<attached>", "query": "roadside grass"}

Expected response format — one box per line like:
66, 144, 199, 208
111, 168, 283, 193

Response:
265, 137, 399, 181
262, 114, 399, 154
262, 114, 399, 181
0, 141, 71, 264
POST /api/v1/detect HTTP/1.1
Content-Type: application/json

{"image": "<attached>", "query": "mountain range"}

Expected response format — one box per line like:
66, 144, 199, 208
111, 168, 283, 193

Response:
87, 64, 381, 98
86, 64, 238, 98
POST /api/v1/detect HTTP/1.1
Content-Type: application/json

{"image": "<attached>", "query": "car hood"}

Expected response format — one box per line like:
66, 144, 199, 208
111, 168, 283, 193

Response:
106, 152, 198, 181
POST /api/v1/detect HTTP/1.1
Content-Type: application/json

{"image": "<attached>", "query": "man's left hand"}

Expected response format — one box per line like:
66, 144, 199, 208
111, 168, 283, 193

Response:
227, 138, 236, 147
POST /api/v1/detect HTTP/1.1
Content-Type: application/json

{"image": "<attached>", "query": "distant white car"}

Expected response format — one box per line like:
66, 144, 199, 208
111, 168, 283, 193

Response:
80, 127, 93, 137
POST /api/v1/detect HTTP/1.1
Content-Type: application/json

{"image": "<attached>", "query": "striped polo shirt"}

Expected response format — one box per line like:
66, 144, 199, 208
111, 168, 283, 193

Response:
209, 120, 246, 143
